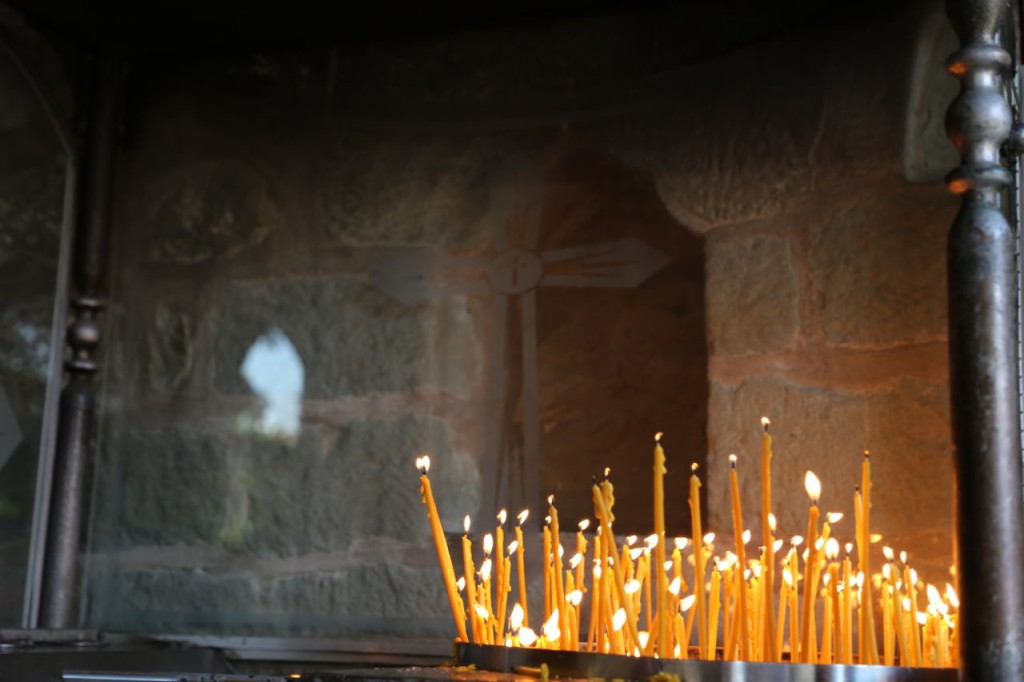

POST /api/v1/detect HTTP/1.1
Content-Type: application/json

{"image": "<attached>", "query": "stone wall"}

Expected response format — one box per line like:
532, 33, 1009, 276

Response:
81, 0, 959, 641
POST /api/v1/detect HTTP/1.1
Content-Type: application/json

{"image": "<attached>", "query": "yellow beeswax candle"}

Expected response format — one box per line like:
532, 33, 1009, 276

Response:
416, 456, 468, 642
759, 418, 778, 662
707, 563, 722, 660
462, 516, 479, 642
542, 520, 552, 622
515, 510, 530, 628
576, 519, 589, 590
653, 433, 670, 657
495, 510, 506, 625
800, 471, 821, 663
689, 463, 707, 659
860, 452, 878, 665
727, 454, 750, 661
548, 496, 569, 650
841, 544, 853, 664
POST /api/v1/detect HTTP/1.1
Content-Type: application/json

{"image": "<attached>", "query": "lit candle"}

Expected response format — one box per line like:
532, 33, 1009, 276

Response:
688, 463, 708, 659
415, 456, 469, 642
576, 519, 589, 590
591, 478, 640, 649
653, 433, 670, 657
495, 510, 507, 632
498, 541, 513, 640
462, 515, 480, 643
515, 510, 530, 628
727, 454, 750, 661
760, 418, 778, 661
548, 496, 569, 650
543, 516, 552, 622
800, 471, 821, 663
825, 538, 840, 664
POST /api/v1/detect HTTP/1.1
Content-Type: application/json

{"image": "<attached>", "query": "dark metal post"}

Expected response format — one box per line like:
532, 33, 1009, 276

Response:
945, 0, 1024, 678
38, 55, 121, 629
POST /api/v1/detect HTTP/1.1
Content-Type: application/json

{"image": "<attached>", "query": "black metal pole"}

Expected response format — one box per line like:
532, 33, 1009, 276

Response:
945, 0, 1024, 678
38, 55, 120, 629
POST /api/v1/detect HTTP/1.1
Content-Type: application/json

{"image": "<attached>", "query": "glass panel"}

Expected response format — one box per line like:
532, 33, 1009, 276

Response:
0, 40, 68, 624
82, 49, 707, 639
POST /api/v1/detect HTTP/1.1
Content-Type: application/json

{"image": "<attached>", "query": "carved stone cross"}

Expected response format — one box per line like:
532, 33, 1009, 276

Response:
373, 157, 670, 518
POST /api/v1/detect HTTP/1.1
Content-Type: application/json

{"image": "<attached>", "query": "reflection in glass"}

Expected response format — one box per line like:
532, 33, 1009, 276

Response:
237, 328, 304, 442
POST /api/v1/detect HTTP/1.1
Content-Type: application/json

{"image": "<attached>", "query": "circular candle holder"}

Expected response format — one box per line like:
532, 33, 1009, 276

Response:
455, 643, 957, 681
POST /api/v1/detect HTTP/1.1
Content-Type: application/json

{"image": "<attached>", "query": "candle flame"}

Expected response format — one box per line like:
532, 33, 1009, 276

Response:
567, 590, 583, 607
870, 533, 883, 543
547, 494, 554, 506
815, 537, 825, 551
791, 535, 803, 547
773, 538, 784, 553
902, 597, 912, 612
927, 583, 942, 608
900, 550, 908, 564
761, 416, 770, 430
517, 510, 529, 525
946, 583, 960, 608
915, 611, 929, 626
629, 548, 644, 561
681, 594, 696, 612
674, 537, 689, 550
825, 537, 840, 560
604, 466, 611, 478
783, 567, 794, 586
415, 455, 430, 473
504, 636, 513, 647
804, 470, 821, 501
508, 540, 519, 554
578, 519, 590, 532
625, 579, 642, 595
768, 513, 777, 531
882, 546, 894, 561
498, 509, 507, 525
474, 604, 489, 620
845, 542, 854, 555
545, 515, 551, 526
910, 568, 918, 586
729, 453, 737, 467
645, 534, 659, 549
691, 462, 699, 472
742, 529, 751, 545
570, 553, 582, 569
626, 535, 638, 546
826, 512, 844, 524
612, 608, 627, 631
655, 432, 663, 443
638, 631, 650, 650
480, 559, 492, 581
558, 545, 564, 558
543, 610, 561, 642
593, 564, 602, 579
664, 560, 673, 572
510, 603, 524, 630
669, 576, 682, 595
483, 534, 493, 555
703, 532, 716, 545
457, 576, 465, 591
519, 626, 538, 647
882, 564, 891, 580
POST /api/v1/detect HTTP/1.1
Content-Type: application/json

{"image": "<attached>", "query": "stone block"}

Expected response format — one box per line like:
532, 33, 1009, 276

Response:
707, 376, 952, 584
810, 183, 953, 348
118, 427, 231, 546
706, 235, 798, 355
149, 161, 279, 263
213, 278, 479, 399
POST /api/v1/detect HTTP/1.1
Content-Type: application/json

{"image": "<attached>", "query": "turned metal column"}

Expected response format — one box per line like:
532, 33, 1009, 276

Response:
945, 0, 1024, 678
38, 55, 121, 629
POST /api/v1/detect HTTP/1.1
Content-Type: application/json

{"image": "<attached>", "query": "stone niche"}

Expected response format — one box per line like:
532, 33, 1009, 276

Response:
83, 0, 956, 641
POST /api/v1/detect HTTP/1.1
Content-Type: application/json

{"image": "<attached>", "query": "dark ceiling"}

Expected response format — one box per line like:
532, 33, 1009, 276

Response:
3, 0, 853, 56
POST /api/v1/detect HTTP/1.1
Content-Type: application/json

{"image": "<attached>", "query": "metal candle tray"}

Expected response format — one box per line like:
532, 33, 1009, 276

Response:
455, 643, 958, 681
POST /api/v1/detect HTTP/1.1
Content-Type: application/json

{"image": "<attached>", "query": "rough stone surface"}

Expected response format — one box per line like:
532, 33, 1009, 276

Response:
118, 427, 231, 546
102, 570, 258, 633
213, 278, 478, 399
150, 161, 280, 263
706, 376, 953, 584
810, 183, 953, 348
706, 236, 798, 356
147, 304, 193, 395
